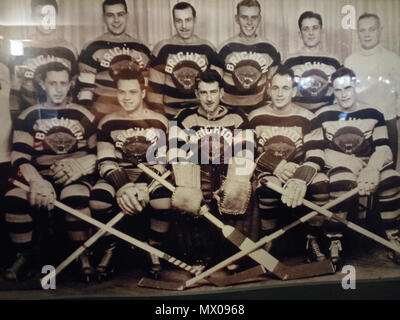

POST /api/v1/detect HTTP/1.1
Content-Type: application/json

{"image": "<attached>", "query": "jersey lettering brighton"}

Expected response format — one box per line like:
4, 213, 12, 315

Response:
226, 51, 271, 73
100, 47, 145, 68
165, 52, 208, 73
23, 55, 71, 79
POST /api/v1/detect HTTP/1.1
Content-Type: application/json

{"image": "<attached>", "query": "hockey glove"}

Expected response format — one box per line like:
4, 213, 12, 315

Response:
282, 178, 307, 208
171, 186, 203, 216
357, 166, 380, 196
29, 179, 56, 211
273, 160, 300, 183
50, 156, 96, 185
116, 182, 149, 215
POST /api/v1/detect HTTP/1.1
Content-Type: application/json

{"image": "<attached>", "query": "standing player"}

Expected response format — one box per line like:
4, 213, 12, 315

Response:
284, 11, 341, 113
147, 2, 221, 118
89, 56, 171, 281
249, 66, 329, 263
345, 13, 400, 168
298, 67, 400, 267
3, 62, 97, 282
77, 0, 151, 120
168, 69, 254, 271
9, 0, 78, 115
217, 0, 281, 113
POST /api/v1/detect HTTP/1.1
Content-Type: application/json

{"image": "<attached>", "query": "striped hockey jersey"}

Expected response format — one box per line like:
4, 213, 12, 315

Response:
284, 52, 341, 112
9, 39, 78, 113
248, 103, 317, 173
169, 105, 252, 164
97, 108, 169, 180
217, 35, 281, 111
147, 35, 222, 117
11, 103, 96, 177
304, 104, 392, 170
77, 33, 151, 116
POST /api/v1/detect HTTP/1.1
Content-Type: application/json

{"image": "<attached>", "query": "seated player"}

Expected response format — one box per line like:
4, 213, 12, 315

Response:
168, 68, 254, 271
3, 62, 97, 281
249, 65, 329, 262
89, 56, 171, 281
299, 67, 400, 268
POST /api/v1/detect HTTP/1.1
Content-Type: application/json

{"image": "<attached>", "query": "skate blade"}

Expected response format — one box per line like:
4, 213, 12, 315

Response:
137, 277, 185, 291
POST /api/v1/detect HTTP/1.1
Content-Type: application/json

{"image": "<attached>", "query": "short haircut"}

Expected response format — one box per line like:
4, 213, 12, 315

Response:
358, 12, 380, 28
330, 67, 357, 84
109, 55, 145, 86
271, 65, 296, 86
102, 0, 128, 14
172, 2, 196, 20
298, 11, 323, 29
38, 61, 71, 82
195, 69, 223, 89
236, 0, 261, 15
31, 0, 58, 14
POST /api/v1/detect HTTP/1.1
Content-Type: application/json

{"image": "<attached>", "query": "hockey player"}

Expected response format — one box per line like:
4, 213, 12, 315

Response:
147, 2, 222, 118
9, 0, 78, 115
292, 67, 400, 267
3, 62, 97, 281
284, 11, 341, 113
217, 0, 281, 113
77, 0, 151, 120
89, 56, 171, 280
168, 68, 254, 271
249, 65, 329, 263
345, 13, 400, 168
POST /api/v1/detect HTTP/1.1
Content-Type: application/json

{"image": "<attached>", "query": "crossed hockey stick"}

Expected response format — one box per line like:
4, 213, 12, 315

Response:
132, 162, 336, 289
135, 165, 400, 290
10, 179, 218, 288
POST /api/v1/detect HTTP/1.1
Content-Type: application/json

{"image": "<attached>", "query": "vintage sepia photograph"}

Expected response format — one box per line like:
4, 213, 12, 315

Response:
0, 0, 399, 302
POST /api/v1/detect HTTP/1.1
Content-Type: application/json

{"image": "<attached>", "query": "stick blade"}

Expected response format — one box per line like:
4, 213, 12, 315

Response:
208, 265, 268, 287
137, 277, 185, 291
285, 260, 335, 280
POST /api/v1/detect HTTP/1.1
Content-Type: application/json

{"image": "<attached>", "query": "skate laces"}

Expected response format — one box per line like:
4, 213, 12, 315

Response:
306, 235, 324, 258
78, 250, 92, 270
328, 234, 343, 259
98, 243, 116, 268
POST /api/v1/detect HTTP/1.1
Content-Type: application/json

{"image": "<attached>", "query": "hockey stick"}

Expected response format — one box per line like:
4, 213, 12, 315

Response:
263, 180, 400, 254
10, 179, 207, 284
141, 186, 357, 290
40, 171, 172, 287
134, 162, 335, 283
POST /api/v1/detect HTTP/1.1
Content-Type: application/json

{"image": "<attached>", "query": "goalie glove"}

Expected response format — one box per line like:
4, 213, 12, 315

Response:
116, 182, 149, 215
50, 155, 96, 185
273, 160, 299, 183
171, 186, 203, 216
214, 157, 255, 215
357, 166, 380, 196
281, 178, 307, 208
29, 179, 56, 211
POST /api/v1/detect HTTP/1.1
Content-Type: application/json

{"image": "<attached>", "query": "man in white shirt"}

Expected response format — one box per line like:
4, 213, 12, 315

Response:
345, 13, 400, 169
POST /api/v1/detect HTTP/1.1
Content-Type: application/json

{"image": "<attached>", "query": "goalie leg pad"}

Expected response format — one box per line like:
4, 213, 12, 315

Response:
171, 186, 203, 215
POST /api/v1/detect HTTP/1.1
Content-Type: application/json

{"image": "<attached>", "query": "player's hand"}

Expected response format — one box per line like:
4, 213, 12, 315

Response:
50, 158, 85, 185
281, 178, 307, 208
274, 161, 300, 183
29, 179, 56, 211
116, 183, 149, 215
357, 166, 380, 196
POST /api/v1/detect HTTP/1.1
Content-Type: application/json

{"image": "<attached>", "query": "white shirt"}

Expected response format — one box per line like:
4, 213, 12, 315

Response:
344, 45, 400, 121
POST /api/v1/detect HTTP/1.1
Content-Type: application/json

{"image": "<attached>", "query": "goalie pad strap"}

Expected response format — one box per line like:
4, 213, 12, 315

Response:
105, 168, 131, 190
292, 164, 317, 185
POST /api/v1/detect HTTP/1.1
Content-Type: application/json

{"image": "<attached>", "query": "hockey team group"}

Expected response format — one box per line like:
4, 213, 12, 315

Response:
1, 0, 400, 287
